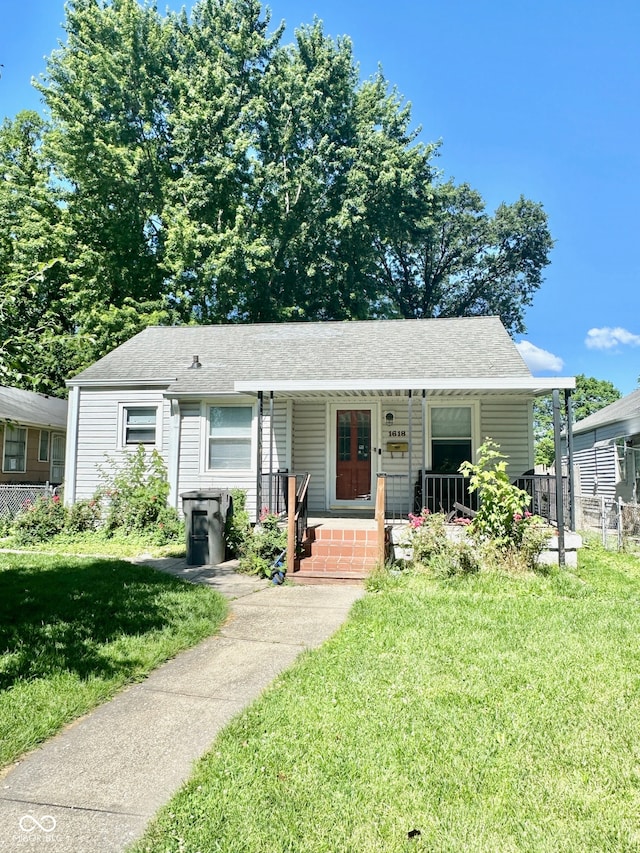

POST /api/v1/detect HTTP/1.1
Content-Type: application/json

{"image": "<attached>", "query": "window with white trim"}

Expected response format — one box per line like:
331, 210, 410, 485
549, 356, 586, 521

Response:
430, 406, 473, 473
3, 425, 26, 473
208, 405, 253, 469
123, 406, 157, 446
39, 430, 50, 462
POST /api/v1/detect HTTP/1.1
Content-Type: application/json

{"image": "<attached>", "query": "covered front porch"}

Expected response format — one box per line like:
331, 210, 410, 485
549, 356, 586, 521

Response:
248, 379, 578, 579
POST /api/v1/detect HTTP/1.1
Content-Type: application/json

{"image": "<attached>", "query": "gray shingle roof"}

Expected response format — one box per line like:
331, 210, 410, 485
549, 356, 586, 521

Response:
572, 388, 640, 434
68, 317, 532, 393
0, 386, 68, 429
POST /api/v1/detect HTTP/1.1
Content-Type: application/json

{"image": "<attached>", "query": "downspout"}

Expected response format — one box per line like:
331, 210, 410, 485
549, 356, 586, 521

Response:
565, 389, 575, 531
421, 389, 427, 514
408, 390, 413, 514
63, 385, 80, 506
167, 398, 181, 510
269, 391, 274, 510
552, 389, 566, 565
256, 391, 263, 522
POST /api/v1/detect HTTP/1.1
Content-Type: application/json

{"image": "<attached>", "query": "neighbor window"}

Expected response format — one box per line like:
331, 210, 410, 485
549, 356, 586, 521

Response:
3, 425, 26, 473
123, 406, 157, 446
208, 405, 253, 469
39, 430, 50, 462
430, 406, 473, 473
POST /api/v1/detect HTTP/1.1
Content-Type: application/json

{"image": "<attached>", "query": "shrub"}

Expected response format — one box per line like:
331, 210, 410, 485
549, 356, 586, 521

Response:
225, 489, 251, 558
429, 540, 481, 578
98, 446, 180, 536
403, 509, 449, 565
238, 512, 287, 579
12, 494, 67, 543
459, 438, 532, 550
65, 498, 102, 534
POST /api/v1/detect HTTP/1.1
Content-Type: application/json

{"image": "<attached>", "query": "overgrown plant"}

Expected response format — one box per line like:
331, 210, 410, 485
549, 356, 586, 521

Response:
224, 489, 251, 558
459, 439, 532, 549
238, 512, 287, 579
98, 446, 182, 544
12, 493, 67, 544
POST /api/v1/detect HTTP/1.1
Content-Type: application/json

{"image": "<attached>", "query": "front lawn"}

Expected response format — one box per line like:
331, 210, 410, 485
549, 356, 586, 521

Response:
134, 546, 640, 853
0, 553, 227, 767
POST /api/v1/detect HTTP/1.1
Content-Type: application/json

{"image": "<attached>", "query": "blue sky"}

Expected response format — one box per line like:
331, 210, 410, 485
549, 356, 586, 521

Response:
2, 0, 639, 394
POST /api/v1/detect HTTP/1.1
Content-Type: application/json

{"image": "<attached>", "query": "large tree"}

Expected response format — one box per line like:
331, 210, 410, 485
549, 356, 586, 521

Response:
534, 374, 621, 465
0, 0, 554, 392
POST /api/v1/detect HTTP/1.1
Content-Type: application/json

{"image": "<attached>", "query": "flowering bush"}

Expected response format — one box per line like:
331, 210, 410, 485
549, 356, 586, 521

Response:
12, 494, 68, 543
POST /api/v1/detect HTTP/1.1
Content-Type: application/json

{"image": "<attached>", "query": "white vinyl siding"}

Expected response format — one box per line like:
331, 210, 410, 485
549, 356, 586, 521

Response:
292, 400, 327, 513
480, 397, 533, 477
73, 390, 168, 501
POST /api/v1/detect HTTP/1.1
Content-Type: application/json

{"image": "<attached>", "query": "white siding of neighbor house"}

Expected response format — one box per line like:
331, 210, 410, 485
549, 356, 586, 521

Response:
571, 424, 639, 502
73, 388, 169, 501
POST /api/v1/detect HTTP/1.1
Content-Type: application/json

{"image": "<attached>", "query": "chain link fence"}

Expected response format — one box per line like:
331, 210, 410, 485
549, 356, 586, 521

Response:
0, 484, 56, 520
577, 495, 640, 552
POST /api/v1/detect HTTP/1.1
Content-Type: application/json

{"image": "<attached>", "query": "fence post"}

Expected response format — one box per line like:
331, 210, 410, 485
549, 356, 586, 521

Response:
618, 497, 624, 551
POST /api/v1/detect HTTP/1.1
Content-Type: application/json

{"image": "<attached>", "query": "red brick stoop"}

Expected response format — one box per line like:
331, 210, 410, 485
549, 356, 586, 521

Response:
289, 524, 380, 584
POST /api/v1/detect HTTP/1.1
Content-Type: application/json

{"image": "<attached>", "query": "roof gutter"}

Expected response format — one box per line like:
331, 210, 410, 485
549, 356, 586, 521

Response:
233, 377, 577, 394
65, 378, 177, 388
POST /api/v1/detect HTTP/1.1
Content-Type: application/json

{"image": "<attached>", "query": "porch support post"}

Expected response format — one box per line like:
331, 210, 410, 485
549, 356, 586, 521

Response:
565, 389, 576, 532
421, 390, 427, 514
375, 473, 386, 564
287, 474, 297, 575
552, 389, 566, 565
408, 390, 413, 513
256, 391, 263, 521
268, 391, 274, 511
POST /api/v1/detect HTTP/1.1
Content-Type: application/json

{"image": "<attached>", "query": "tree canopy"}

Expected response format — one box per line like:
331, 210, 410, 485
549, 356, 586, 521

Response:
1, 0, 554, 394
534, 374, 622, 466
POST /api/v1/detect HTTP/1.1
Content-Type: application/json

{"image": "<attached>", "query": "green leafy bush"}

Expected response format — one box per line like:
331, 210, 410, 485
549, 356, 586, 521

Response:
459, 438, 532, 549
65, 498, 102, 534
225, 489, 251, 558
98, 446, 181, 540
12, 494, 68, 543
238, 513, 287, 578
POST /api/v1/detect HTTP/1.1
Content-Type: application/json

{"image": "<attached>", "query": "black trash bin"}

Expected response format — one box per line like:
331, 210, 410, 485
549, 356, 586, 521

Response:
181, 490, 231, 566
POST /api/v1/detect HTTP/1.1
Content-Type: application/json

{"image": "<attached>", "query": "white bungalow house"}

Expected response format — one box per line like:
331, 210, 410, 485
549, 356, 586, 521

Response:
64, 317, 576, 578
571, 389, 640, 504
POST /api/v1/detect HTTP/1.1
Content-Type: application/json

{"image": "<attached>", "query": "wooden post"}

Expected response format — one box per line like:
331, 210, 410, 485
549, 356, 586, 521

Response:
375, 473, 386, 565
287, 475, 297, 575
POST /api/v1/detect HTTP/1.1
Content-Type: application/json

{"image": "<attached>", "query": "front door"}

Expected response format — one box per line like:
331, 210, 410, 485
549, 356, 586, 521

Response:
336, 409, 372, 501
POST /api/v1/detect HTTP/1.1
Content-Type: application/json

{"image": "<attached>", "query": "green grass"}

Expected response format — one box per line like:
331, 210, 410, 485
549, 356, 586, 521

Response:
0, 552, 227, 767
0, 528, 187, 558
134, 545, 640, 853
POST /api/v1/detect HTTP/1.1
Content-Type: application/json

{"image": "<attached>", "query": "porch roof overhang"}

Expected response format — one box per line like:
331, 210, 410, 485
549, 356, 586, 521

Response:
233, 377, 576, 397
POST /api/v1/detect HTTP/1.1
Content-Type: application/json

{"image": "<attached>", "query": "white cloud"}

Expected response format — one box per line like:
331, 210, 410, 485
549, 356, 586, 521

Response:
585, 326, 640, 350
516, 341, 564, 372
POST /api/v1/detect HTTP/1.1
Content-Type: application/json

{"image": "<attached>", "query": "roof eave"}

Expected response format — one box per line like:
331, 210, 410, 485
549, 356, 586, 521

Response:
233, 377, 577, 394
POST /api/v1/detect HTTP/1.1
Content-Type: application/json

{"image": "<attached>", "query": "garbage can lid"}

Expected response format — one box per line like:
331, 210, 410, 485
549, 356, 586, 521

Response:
180, 489, 227, 499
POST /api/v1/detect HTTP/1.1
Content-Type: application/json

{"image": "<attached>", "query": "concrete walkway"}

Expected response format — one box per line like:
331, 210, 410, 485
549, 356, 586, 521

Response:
0, 559, 364, 853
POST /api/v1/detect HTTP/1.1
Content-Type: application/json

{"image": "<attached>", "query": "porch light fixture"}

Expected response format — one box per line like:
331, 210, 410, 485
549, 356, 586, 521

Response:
385, 411, 395, 425
189, 355, 202, 369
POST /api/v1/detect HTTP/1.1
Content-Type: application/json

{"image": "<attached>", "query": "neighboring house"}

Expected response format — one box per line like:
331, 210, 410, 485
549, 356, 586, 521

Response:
64, 317, 575, 523
0, 386, 68, 485
571, 389, 640, 503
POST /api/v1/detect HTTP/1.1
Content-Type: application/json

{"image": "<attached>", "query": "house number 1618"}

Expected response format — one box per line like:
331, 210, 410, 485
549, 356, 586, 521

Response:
388, 430, 406, 437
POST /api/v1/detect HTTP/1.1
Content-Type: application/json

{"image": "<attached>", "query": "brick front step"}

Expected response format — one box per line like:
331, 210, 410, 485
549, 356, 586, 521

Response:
292, 522, 382, 583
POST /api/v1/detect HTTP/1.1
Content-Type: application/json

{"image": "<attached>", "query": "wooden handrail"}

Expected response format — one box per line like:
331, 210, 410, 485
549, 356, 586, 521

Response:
286, 473, 311, 575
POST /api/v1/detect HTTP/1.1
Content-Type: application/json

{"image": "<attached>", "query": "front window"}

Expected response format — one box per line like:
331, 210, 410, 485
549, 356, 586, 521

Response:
124, 407, 157, 445
431, 406, 473, 473
208, 406, 253, 469
39, 430, 50, 462
3, 425, 26, 473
